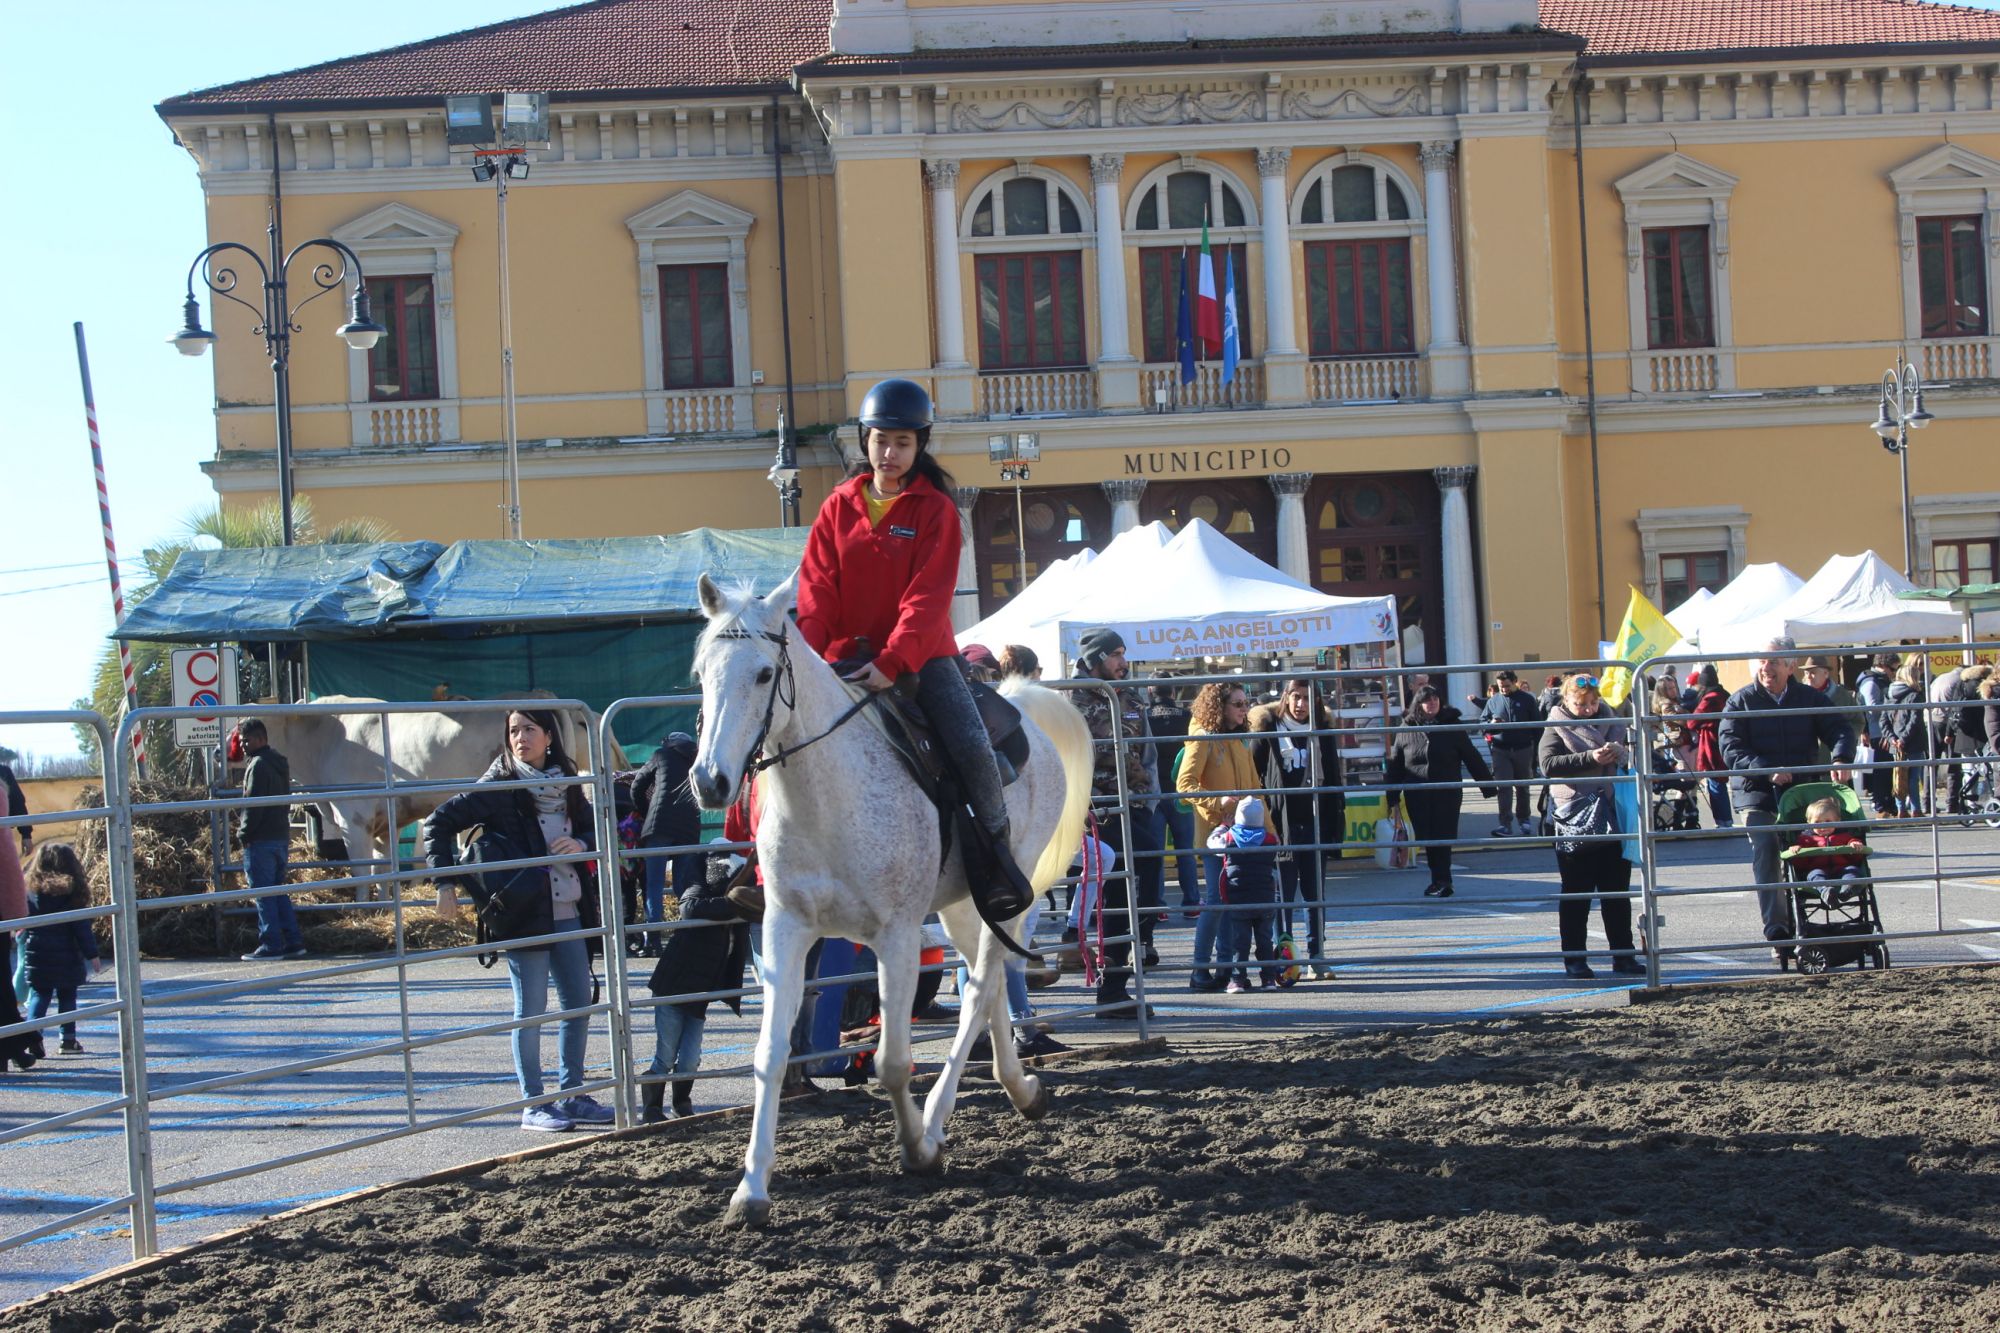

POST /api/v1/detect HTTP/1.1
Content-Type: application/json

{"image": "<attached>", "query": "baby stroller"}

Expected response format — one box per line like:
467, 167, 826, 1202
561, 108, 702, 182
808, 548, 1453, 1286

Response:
1649, 746, 1700, 832
1776, 782, 1888, 974
1959, 748, 2000, 829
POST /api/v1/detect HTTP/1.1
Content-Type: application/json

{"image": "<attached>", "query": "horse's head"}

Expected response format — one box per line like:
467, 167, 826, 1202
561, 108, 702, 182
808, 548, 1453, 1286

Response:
689, 569, 799, 809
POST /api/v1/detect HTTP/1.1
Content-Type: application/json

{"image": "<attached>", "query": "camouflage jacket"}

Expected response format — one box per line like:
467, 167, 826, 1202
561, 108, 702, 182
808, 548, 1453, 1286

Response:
1074, 684, 1159, 801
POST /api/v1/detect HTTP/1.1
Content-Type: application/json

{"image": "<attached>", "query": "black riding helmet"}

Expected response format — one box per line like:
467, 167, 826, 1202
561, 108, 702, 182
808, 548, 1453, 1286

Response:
857, 378, 933, 453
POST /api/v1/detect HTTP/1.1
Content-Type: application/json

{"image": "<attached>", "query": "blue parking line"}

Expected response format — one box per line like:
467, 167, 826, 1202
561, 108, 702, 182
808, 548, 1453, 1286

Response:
9, 1188, 354, 1249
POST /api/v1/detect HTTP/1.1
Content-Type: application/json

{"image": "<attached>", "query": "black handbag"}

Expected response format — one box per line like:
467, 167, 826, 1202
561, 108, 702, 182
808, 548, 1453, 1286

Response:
460, 824, 545, 964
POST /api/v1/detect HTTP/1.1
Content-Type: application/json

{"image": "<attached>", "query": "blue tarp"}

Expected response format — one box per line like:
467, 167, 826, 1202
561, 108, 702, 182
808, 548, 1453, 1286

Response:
113, 529, 809, 643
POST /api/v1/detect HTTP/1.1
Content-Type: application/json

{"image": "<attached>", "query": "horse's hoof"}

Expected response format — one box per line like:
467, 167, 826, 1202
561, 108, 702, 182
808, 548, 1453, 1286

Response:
900, 1137, 947, 1176
1016, 1077, 1052, 1121
722, 1196, 771, 1230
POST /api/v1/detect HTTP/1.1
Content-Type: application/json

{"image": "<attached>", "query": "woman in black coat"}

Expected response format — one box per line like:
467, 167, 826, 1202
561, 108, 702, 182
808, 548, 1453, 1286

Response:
629, 731, 701, 952
1385, 685, 1495, 897
642, 855, 751, 1122
1882, 657, 1931, 818
424, 708, 603, 1134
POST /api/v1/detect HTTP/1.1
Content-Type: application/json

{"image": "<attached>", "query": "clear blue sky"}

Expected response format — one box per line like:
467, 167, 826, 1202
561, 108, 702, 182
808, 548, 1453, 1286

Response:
5, 2, 2000, 761
0, 3, 556, 760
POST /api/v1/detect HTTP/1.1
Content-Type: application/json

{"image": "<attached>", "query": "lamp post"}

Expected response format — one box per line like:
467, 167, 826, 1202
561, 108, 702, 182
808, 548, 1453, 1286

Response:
171, 218, 385, 547
471, 149, 534, 537
1870, 353, 1934, 580
988, 430, 1040, 596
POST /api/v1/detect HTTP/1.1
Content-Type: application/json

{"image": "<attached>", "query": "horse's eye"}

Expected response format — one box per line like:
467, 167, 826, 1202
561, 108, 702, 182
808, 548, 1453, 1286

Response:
756, 667, 774, 684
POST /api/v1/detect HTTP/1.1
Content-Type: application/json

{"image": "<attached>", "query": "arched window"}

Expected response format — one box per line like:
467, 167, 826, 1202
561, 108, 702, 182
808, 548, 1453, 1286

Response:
960, 168, 1092, 372
1290, 156, 1425, 360
1126, 163, 1258, 363
962, 169, 1090, 239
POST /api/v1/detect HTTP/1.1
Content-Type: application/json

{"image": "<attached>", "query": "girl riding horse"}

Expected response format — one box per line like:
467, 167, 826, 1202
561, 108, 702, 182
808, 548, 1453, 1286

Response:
795, 377, 1031, 922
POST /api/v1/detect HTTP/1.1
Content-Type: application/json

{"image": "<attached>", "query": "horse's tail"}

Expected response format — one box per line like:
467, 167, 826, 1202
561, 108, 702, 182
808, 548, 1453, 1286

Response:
1002, 680, 1097, 898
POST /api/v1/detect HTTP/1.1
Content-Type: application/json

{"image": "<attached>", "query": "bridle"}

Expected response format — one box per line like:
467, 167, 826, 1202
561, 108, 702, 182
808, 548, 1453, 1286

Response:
706, 620, 876, 785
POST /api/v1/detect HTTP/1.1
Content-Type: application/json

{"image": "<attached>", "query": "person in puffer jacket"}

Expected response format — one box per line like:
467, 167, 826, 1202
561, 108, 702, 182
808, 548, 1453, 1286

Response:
1208, 796, 1283, 993
21, 843, 99, 1053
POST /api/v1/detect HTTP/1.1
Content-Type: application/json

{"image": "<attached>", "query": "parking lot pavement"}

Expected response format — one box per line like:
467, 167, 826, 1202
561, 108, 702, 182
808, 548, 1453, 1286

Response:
4, 816, 1995, 1307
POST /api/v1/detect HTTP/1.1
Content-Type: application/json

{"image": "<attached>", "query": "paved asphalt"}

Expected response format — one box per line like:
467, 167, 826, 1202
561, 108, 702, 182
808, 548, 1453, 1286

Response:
4, 808, 1996, 1309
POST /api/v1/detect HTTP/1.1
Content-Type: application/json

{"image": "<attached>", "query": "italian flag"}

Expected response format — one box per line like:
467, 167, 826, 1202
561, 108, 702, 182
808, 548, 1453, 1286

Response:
1194, 216, 1222, 356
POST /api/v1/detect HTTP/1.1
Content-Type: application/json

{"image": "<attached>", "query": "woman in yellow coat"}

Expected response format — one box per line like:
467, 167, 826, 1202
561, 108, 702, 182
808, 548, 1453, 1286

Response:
1177, 681, 1275, 991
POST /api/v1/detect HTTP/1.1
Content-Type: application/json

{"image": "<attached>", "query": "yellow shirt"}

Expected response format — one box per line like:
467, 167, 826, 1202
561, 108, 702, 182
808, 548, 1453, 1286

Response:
864, 487, 901, 528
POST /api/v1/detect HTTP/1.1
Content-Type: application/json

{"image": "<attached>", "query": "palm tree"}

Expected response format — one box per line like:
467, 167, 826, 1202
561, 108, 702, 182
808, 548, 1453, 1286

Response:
75, 497, 397, 778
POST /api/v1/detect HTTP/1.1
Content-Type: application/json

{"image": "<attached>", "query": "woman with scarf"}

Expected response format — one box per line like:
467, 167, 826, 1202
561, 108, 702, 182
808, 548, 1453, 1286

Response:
1384, 685, 1494, 898
1537, 673, 1643, 980
425, 709, 607, 1133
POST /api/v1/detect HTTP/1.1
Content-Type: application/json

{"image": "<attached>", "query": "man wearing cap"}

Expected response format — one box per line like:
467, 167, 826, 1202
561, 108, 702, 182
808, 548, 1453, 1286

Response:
1720, 637, 1855, 966
959, 643, 1000, 684
1799, 658, 1866, 771
1071, 628, 1160, 1018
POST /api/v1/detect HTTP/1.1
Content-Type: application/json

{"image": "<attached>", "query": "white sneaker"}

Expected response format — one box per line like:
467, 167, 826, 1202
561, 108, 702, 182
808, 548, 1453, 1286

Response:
520, 1105, 574, 1132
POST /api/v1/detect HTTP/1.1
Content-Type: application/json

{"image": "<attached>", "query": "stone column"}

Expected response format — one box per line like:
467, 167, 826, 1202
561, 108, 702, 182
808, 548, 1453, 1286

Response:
951, 485, 982, 632
1434, 465, 1480, 706
1257, 147, 1307, 406
1091, 153, 1141, 410
1268, 472, 1314, 586
926, 160, 975, 415
1419, 141, 1471, 396
1102, 478, 1146, 535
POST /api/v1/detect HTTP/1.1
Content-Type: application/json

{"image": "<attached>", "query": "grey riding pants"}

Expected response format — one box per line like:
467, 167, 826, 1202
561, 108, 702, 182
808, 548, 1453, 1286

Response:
916, 656, 1007, 833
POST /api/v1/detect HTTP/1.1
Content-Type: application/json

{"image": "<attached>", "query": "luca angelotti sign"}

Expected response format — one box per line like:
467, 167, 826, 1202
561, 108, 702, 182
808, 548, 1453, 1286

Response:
1123, 446, 1293, 476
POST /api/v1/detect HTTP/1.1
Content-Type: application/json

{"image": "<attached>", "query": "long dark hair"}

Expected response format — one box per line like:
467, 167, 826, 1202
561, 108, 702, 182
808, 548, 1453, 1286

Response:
1402, 684, 1443, 726
501, 709, 592, 831
27, 842, 88, 906
1696, 664, 1721, 695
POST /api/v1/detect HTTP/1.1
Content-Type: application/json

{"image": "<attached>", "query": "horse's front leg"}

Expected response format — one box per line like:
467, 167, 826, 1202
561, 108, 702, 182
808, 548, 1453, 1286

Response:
724, 907, 812, 1230
869, 924, 940, 1174
921, 898, 1007, 1147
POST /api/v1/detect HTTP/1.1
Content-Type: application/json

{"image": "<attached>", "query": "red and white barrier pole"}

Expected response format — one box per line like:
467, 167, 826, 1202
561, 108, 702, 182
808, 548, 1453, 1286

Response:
73, 322, 148, 781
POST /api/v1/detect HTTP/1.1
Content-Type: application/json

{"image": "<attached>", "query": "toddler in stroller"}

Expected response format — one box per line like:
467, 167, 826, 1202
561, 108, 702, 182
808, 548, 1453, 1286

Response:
1776, 783, 1889, 974
1649, 744, 1700, 832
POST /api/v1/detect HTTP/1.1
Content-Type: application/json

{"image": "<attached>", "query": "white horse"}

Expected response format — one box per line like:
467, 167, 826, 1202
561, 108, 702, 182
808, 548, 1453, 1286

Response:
689, 572, 1094, 1229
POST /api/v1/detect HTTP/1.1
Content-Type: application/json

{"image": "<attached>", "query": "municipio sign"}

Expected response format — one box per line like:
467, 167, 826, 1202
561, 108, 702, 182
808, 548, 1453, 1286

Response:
171, 647, 239, 749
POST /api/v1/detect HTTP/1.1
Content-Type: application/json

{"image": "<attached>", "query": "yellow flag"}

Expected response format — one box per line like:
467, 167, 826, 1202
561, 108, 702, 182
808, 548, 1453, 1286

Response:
1600, 587, 1680, 708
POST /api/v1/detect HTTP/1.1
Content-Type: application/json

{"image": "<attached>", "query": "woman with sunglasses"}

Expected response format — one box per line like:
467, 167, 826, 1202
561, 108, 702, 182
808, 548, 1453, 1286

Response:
1537, 673, 1643, 980
1384, 685, 1495, 898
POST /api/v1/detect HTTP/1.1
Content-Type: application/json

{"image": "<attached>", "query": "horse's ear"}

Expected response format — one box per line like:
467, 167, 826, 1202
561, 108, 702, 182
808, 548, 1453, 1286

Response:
697, 572, 727, 619
765, 568, 799, 617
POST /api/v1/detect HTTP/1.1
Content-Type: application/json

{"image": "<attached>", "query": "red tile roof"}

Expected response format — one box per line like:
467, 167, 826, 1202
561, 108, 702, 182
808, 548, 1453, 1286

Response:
159, 0, 2000, 112
159, 0, 834, 110
1544, 0, 2000, 58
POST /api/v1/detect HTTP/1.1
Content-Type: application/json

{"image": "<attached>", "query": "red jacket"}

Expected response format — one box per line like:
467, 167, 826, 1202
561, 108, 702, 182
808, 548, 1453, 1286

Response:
796, 472, 961, 680
1792, 828, 1866, 875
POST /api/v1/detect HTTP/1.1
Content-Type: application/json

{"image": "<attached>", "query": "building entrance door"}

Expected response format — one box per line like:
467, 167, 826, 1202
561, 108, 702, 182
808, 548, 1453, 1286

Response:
1305, 473, 1444, 667
971, 485, 1111, 617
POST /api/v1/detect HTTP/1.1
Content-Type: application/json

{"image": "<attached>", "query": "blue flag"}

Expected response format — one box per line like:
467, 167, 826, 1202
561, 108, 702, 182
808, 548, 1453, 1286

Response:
1220, 249, 1240, 386
1175, 245, 1196, 385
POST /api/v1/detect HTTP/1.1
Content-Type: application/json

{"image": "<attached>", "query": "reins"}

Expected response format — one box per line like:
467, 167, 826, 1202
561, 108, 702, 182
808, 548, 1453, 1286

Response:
711, 622, 879, 777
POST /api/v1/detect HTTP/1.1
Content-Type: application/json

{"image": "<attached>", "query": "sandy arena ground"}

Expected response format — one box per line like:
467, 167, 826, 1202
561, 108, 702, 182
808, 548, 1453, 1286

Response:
5, 966, 1996, 1333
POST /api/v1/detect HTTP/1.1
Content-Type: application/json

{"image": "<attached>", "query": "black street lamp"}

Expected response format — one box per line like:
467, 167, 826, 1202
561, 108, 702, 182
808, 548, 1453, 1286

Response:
1870, 354, 1934, 580
171, 215, 386, 546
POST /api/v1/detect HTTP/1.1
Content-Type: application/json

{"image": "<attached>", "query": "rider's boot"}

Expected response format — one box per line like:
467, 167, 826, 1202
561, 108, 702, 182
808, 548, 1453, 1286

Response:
641, 1081, 667, 1125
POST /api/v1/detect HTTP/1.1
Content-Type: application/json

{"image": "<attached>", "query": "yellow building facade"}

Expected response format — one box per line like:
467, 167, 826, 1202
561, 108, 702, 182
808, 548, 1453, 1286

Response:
159, 0, 2000, 665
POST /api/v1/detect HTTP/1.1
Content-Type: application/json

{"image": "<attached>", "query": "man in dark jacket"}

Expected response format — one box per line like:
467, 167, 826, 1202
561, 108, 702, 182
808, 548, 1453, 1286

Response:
1248, 679, 1344, 977
235, 720, 306, 961
629, 732, 701, 952
1478, 670, 1543, 837
1719, 637, 1854, 961
1069, 628, 1158, 1018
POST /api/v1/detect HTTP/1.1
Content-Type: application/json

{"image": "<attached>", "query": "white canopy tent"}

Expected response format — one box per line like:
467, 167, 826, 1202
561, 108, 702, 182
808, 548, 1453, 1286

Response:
1664, 586, 1716, 640
1663, 562, 1806, 657
1771, 551, 1965, 645
1027, 518, 1399, 664
955, 547, 1097, 665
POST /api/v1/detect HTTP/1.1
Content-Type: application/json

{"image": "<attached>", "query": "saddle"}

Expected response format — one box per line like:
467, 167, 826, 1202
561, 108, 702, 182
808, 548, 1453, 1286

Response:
878, 676, 1030, 793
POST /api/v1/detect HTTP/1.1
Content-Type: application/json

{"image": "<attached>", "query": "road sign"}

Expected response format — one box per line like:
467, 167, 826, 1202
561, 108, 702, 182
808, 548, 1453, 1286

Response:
171, 647, 239, 749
